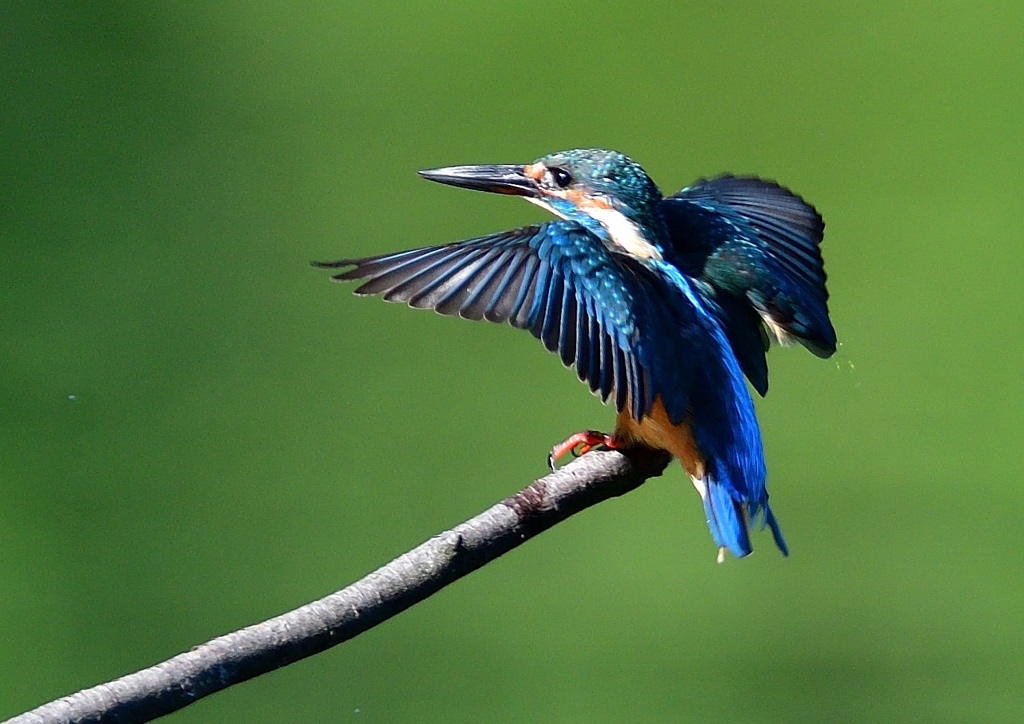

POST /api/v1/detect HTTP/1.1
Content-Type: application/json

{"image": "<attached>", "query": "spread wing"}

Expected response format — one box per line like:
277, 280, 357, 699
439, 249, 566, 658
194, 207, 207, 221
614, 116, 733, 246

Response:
314, 220, 690, 423
660, 176, 836, 394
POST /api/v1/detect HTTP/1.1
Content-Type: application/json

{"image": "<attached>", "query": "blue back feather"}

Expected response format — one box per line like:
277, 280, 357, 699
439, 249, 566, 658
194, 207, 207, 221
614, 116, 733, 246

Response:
651, 261, 784, 557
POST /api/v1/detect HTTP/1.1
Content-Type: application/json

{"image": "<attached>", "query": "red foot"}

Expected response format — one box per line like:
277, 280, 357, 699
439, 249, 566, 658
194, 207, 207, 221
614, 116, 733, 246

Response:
548, 430, 618, 471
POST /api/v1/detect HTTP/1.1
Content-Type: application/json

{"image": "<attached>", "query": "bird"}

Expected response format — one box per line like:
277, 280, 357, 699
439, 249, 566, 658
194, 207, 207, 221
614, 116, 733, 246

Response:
314, 149, 836, 561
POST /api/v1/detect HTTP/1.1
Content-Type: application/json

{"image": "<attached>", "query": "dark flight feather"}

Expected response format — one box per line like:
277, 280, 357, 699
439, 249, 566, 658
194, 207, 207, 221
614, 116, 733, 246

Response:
313, 221, 661, 422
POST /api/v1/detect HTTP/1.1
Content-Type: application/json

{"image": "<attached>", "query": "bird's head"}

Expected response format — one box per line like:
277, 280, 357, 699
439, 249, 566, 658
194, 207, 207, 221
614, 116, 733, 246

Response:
419, 149, 665, 259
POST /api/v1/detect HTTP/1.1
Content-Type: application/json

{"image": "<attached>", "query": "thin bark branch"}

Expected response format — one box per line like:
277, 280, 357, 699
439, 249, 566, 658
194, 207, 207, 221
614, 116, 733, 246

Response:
5, 448, 670, 724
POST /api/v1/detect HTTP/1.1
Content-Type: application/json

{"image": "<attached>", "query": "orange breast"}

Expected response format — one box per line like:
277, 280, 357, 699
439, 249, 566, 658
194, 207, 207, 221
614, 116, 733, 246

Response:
613, 396, 706, 480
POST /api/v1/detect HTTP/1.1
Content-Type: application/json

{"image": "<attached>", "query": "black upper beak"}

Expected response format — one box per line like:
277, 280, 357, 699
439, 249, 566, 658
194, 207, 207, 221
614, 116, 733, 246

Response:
417, 164, 537, 197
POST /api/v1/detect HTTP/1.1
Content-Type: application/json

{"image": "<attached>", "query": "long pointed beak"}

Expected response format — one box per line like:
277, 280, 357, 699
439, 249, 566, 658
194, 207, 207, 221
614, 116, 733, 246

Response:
417, 164, 537, 197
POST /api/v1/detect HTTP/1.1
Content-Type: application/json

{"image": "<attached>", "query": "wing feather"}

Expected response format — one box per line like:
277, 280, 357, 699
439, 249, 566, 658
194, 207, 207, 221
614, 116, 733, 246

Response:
574, 294, 590, 383
482, 248, 529, 323
314, 221, 667, 420
661, 175, 837, 371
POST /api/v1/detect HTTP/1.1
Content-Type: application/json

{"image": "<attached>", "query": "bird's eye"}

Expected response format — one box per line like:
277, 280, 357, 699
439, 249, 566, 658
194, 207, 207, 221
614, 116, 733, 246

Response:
550, 167, 572, 188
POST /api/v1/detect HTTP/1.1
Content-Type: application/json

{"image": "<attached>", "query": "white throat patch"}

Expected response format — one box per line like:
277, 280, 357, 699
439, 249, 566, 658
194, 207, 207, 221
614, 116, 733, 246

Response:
585, 205, 663, 260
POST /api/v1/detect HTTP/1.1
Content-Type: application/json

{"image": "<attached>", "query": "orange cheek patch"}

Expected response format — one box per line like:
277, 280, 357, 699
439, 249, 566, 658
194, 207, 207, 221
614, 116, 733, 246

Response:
524, 163, 545, 181
539, 187, 570, 203
576, 194, 612, 211
562, 189, 613, 210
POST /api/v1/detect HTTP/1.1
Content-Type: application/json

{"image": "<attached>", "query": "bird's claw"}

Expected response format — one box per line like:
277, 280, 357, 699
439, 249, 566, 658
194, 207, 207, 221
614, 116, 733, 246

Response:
548, 430, 617, 471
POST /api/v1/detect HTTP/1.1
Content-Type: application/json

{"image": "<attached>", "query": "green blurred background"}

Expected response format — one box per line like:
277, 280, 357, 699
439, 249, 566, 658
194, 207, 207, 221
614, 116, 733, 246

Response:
3, 2, 1023, 722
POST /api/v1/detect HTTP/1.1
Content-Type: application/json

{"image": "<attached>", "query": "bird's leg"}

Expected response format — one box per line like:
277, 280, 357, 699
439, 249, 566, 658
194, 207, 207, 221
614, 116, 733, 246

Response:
548, 430, 618, 471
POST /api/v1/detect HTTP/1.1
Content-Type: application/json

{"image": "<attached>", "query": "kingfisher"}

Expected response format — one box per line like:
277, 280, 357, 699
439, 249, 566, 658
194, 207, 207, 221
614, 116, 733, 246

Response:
315, 149, 836, 561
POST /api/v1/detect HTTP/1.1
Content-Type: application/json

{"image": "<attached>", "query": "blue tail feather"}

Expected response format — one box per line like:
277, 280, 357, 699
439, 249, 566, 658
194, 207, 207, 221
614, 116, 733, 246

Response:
763, 505, 788, 556
703, 479, 788, 559
703, 478, 752, 558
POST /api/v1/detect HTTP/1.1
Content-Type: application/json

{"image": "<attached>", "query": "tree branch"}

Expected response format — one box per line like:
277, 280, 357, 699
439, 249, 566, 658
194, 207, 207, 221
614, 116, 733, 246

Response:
5, 448, 671, 724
